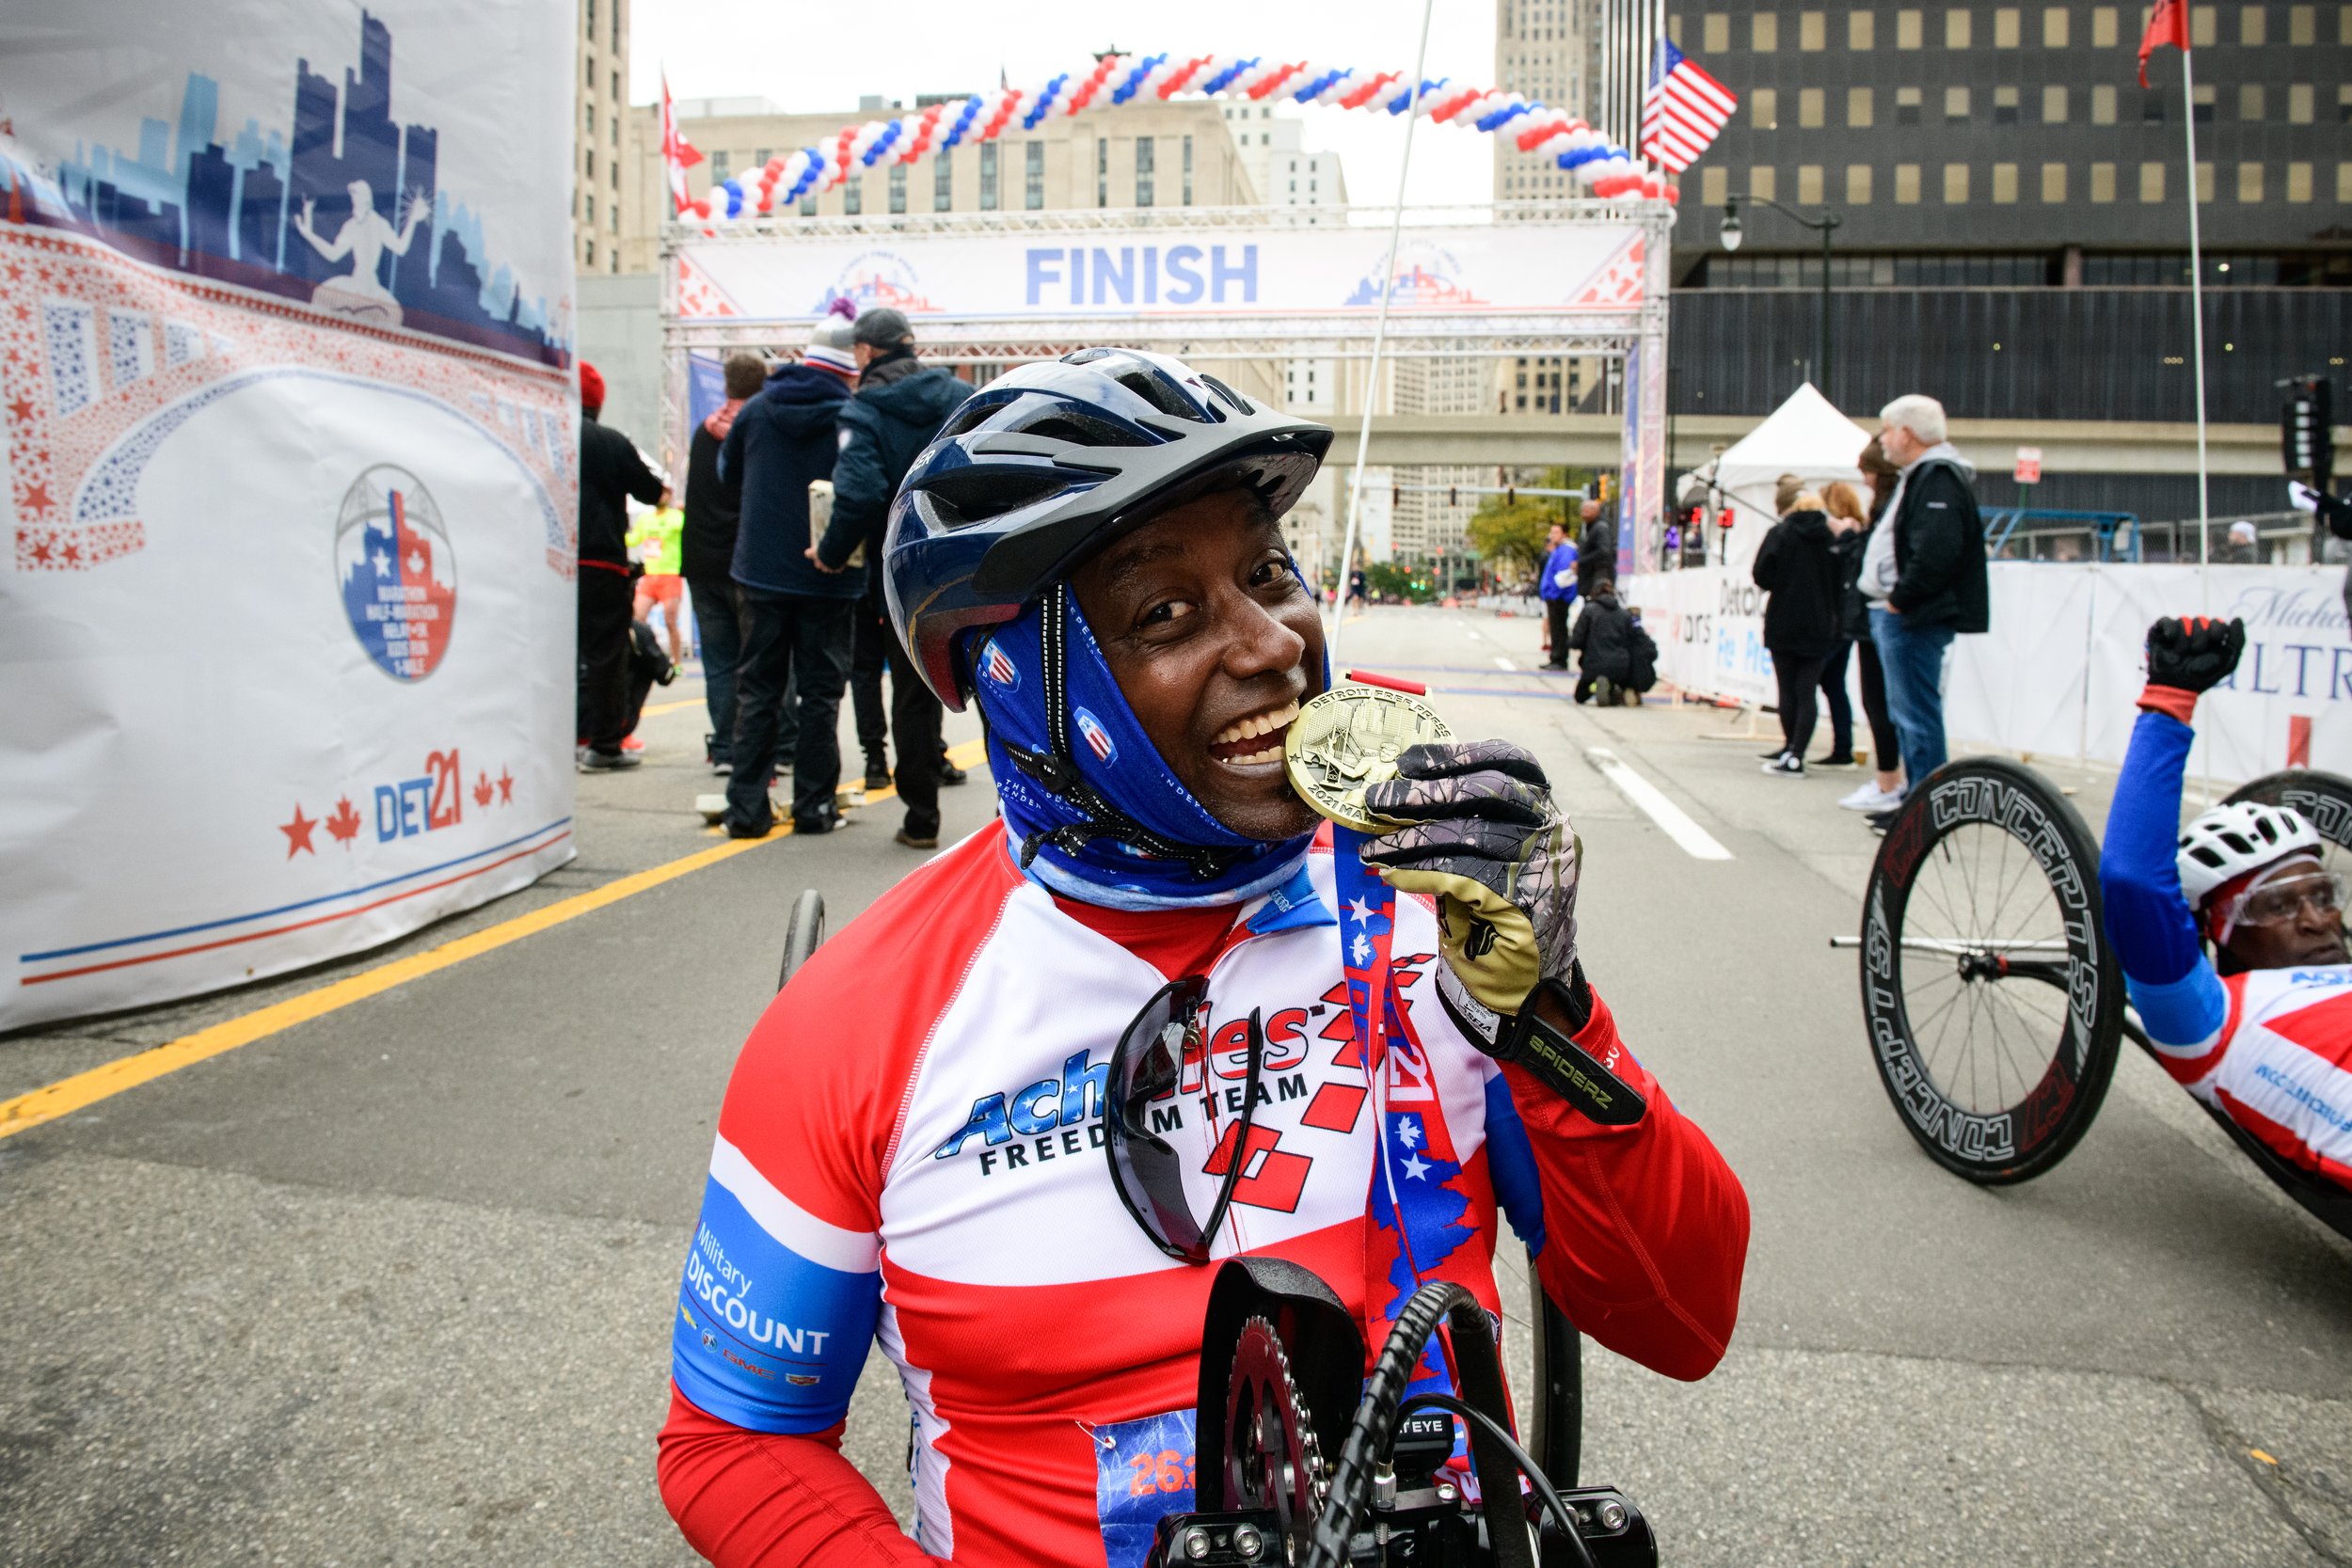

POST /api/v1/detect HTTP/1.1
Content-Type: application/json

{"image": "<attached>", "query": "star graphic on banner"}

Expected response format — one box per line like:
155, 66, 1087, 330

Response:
325, 796, 362, 846
1347, 895, 1375, 926
279, 803, 318, 858
1402, 1152, 1431, 1180
1350, 930, 1371, 965
497, 768, 515, 804
1394, 1117, 1422, 1149
372, 547, 391, 578
22, 482, 52, 516
29, 538, 52, 564
58, 539, 79, 563
6, 396, 31, 424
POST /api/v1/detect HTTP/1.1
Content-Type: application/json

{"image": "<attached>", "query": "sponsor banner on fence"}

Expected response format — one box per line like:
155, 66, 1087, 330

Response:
1645, 562, 2352, 779
0, 0, 578, 1028
674, 220, 1652, 323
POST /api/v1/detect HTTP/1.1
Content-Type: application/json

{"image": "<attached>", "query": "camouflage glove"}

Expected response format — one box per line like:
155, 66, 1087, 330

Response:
1358, 740, 1579, 1020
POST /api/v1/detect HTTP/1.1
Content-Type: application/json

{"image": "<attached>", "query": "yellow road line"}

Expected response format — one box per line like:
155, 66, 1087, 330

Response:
0, 739, 989, 1142
641, 694, 706, 717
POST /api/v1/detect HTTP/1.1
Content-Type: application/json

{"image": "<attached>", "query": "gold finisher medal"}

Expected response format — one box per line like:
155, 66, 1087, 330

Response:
1282, 684, 1454, 832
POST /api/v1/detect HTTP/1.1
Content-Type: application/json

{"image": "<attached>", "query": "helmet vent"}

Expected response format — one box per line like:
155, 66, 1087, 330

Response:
1016, 411, 1152, 448
1113, 368, 1211, 423
936, 401, 999, 441
922, 467, 1074, 528
1198, 373, 1255, 417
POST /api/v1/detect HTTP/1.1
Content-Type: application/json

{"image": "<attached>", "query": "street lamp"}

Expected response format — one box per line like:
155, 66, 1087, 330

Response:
1721, 195, 1843, 400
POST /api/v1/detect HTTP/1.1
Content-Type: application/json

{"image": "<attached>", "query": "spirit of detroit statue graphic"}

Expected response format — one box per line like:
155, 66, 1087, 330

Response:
293, 179, 433, 326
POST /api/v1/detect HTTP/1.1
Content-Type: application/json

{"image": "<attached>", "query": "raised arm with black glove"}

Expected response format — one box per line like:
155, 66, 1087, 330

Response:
2137, 614, 2246, 724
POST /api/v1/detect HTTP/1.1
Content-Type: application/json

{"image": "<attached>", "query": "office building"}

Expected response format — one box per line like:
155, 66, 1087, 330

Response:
575, 0, 630, 274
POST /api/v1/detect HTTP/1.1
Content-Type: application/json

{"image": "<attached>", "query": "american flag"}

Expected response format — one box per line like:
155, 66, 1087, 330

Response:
1640, 40, 1738, 174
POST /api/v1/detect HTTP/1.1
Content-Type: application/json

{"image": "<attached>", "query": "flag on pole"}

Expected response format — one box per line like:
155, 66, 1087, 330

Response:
660, 71, 704, 217
1640, 40, 1738, 174
2138, 0, 2190, 86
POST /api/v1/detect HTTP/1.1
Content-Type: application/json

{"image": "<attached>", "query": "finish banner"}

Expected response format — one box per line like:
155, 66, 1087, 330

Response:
0, 0, 579, 1028
674, 219, 1654, 324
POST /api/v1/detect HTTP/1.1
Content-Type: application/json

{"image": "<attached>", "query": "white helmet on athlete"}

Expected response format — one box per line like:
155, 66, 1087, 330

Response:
2176, 800, 2322, 912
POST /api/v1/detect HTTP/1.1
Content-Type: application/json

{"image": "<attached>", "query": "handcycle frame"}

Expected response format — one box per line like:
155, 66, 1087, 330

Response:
1840, 757, 2352, 1243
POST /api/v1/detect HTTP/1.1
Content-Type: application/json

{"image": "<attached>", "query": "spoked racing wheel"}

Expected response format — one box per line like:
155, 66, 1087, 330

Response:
1859, 759, 2123, 1183
2222, 770, 2352, 873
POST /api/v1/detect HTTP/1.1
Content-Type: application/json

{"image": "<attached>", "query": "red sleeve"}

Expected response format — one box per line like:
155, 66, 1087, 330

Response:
1510, 987, 1750, 1381
659, 1386, 947, 1568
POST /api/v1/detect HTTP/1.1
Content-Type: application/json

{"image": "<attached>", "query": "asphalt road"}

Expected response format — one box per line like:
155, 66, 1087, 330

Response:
4, 606, 2347, 1568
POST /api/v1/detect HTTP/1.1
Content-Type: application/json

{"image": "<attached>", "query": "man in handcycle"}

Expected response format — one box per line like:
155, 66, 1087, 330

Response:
2101, 615, 2352, 1194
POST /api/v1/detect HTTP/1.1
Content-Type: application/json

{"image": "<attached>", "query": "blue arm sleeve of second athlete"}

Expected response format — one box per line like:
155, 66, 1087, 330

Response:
2100, 709, 2227, 1045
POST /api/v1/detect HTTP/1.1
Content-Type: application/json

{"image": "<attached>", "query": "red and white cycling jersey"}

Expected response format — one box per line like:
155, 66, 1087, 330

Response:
2150, 963, 2352, 1188
659, 822, 1749, 1568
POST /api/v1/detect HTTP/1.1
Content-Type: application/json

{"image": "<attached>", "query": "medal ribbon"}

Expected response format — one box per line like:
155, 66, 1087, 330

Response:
1332, 826, 1425, 1349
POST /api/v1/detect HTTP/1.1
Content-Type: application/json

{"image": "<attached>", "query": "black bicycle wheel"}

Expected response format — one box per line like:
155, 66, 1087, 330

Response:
2222, 771, 2352, 870
777, 889, 826, 992
1860, 758, 2123, 1183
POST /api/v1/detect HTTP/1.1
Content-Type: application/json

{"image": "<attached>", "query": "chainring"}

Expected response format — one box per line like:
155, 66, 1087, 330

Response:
1224, 1315, 1329, 1561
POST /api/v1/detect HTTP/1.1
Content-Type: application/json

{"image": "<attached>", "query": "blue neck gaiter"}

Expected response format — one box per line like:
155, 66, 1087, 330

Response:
968, 591, 1313, 911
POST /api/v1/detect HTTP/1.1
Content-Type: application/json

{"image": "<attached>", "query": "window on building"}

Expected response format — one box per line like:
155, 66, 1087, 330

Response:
585, 236, 595, 266
2138, 161, 2165, 201
1944, 162, 1969, 201
2044, 5, 2071, 42
2189, 4, 2217, 44
1800, 87, 1826, 124
844, 174, 863, 215
1183, 135, 1194, 205
1850, 8, 1877, 46
1946, 86, 1971, 120
1706, 12, 1731, 49
2090, 4, 2119, 43
585, 103, 596, 137
1136, 136, 1155, 207
611, 203, 619, 233
1702, 165, 1730, 205
2289, 84, 2314, 122
1025, 141, 1044, 209
585, 55, 596, 87
585, 0, 595, 36
2042, 85, 2069, 121
1994, 6, 2022, 41
708, 150, 727, 183
2339, 84, 2352, 120
2090, 162, 2116, 200
2192, 84, 2215, 122
2091, 84, 2118, 122
2239, 3, 2266, 40
2041, 162, 2066, 200
1847, 164, 1874, 201
612, 117, 619, 147
612, 0, 622, 49
1096, 138, 1108, 207
2196, 160, 2215, 200
1947, 8, 1974, 45
1992, 162, 2018, 200
1895, 162, 1922, 200
800, 192, 817, 217
1994, 86, 2019, 122
2235, 161, 2261, 200
1795, 164, 1823, 201
934, 153, 952, 212
2239, 84, 2265, 120
612, 71, 620, 101
1754, 11, 1781, 48
1753, 87, 1780, 126
1751, 166, 1778, 199
2341, 163, 2352, 203
2289, 2, 2316, 40
1897, 86, 1924, 123
1898, 7, 1925, 42
755, 148, 771, 168
1849, 86, 1876, 124
2287, 161, 2313, 200
584, 192, 595, 226
2143, 89, 2166, 122
888, 164, 906, 214
979, 143, 999, 210
612, 160, 619, 189
1802, 9, 1829, 46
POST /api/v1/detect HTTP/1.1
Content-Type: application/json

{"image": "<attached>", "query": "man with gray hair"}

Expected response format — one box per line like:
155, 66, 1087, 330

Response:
1855, 393, 1989, 823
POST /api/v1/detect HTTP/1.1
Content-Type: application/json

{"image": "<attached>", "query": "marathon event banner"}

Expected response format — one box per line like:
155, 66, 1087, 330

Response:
0, 0, 579, 1029
1634, 562, 2352, 779
673, 220, 1655, 325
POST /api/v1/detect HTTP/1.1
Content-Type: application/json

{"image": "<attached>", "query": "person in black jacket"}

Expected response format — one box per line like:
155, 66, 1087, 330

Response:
1856, 395, 1990, 810
682, 354, 768, 775
1576, 499, 1615, 600
1567, 579, 1635, 705
576, 361, 668, 771
718, 342, 861, 837
815, 309, 973, 850
1753, 492, 1844, 776
1813, 480, 1870, 769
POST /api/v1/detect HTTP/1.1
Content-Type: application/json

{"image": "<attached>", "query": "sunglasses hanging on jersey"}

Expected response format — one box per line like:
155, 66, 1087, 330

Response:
1104, 975, 1266, 1264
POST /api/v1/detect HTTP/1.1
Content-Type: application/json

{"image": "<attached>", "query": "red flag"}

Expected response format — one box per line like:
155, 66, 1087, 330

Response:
659, 71, 704, 218
2138, 0, 2189, 87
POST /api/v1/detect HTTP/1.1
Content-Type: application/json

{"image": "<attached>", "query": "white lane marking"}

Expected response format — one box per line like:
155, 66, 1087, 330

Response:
1582, 747, 1734, 861
1465, 626, 1486, 641
1493, 656, 1517, 672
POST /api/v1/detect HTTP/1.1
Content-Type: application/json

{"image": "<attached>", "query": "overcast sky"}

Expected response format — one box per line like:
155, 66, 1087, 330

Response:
630, 0, 1499, 207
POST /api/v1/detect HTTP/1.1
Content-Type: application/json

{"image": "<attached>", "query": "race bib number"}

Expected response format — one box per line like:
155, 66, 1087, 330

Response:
1091, 1408, 1198, 1568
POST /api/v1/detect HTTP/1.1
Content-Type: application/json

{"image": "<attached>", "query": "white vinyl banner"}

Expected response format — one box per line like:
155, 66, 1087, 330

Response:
0, 0, 578, 1029
675, 219, 1653, 325
1644, 562, 2352, 781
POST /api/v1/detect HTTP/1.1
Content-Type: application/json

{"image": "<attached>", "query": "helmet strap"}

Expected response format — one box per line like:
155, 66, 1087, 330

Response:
1001, 581, 1237, 881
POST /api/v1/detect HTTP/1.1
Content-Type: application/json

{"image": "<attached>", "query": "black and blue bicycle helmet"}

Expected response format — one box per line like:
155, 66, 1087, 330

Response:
883, 347, 1333, 707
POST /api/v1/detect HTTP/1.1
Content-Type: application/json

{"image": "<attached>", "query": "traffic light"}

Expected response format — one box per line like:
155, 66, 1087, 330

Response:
1506, 486, 1517, 506
1598, 473, 1614, 503
2282, 375, 2334, 489
1448, 485, 1458, 507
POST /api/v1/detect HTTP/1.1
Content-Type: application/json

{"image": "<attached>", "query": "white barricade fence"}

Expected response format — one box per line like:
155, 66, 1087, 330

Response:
1636, 561, 2352, 779
1, 0, 579, 1029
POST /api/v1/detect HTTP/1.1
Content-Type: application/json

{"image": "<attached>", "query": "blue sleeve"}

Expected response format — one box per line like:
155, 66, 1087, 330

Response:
1483, 1071, 1547, 1254
669, 1142, 882, 1433
2100, 709, 2228, 1046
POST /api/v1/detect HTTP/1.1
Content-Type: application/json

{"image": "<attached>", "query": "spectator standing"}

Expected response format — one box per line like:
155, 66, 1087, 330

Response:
1576, 498, 1615, 599
1859, 395, 1990, 820
1812, 480, 1869, 768
718, 334, 860, 837
1536, 522, 1579, 671
628, 498, 689, 666
822, 308, 974, 850
1753, 489, 1843, 777
576, 360, 666, 772
1567, 578, 1636, 705
681, 353, 768, 775
1838, 442, 1908, 812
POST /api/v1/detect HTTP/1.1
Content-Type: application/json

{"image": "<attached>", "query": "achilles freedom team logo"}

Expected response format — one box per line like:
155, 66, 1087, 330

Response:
1073, 706, 1118, 764
336, 465, 455, 681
